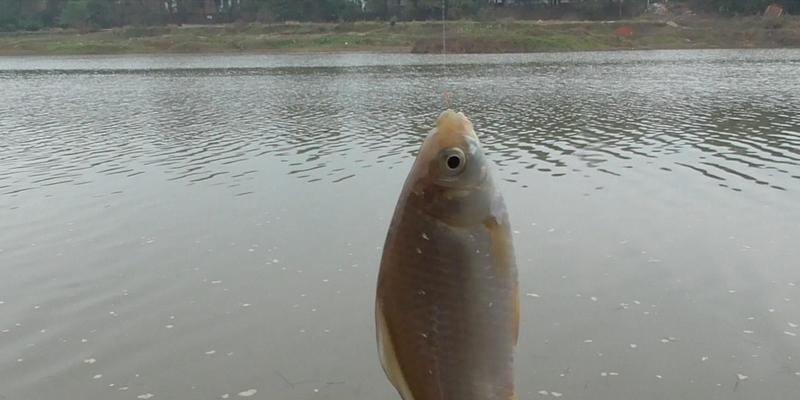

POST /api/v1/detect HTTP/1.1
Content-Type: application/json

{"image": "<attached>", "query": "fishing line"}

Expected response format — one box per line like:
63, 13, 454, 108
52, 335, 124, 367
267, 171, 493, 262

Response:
441, 0, 452, 109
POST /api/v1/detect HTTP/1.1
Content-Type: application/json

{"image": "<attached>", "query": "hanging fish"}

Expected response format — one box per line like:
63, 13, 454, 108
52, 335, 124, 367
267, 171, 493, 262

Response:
376, 110, 519, 400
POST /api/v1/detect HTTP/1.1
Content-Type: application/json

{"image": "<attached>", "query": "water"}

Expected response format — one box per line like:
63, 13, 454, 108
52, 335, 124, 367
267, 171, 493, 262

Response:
0, 50, 798, 400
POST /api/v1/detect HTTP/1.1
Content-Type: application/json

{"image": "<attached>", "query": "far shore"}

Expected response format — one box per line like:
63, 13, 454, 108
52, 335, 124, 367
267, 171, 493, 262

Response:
1, 17, 799, 56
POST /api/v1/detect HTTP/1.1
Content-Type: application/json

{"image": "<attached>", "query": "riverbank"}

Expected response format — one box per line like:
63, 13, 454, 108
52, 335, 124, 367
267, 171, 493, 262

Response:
1, 17, 799, 56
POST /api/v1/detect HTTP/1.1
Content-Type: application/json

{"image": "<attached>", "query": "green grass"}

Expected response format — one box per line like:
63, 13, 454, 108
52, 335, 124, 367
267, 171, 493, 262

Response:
1, 17, 799, 56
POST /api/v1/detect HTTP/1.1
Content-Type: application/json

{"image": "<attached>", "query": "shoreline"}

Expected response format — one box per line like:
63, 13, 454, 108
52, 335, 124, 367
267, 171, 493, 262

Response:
1, 18, 799, 56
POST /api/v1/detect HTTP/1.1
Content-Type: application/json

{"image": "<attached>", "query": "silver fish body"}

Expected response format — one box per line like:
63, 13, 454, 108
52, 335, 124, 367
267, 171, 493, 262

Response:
376, 110, 519, 400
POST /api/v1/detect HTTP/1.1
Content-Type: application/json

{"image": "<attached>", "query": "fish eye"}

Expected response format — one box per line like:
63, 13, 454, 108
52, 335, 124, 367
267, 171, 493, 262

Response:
440, 148, 466, 176
447, 154, 462, 170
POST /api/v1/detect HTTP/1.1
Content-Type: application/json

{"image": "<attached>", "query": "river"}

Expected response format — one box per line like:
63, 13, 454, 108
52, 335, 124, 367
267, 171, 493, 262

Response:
1, 50, 799, 399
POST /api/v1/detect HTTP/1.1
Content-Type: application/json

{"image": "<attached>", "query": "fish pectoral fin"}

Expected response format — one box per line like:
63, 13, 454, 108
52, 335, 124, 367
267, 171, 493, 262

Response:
376, 301, 415, 400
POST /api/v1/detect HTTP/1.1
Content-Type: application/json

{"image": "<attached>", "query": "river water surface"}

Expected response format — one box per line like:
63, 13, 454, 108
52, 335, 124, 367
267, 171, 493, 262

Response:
1, 50, 799, 400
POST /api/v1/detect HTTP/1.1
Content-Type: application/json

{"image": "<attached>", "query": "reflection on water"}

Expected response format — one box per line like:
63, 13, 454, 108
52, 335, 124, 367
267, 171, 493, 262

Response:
0, 50, 799, 400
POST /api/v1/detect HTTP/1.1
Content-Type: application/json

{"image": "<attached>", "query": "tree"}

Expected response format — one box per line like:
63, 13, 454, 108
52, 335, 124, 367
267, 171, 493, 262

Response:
59, 0, 90, 28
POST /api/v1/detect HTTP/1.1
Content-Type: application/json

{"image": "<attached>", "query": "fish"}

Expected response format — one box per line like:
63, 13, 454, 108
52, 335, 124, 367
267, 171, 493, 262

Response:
376, 110, 519, 400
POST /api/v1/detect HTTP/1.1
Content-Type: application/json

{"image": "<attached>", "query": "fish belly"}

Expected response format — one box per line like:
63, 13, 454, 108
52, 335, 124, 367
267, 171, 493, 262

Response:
377, 212, 516, 400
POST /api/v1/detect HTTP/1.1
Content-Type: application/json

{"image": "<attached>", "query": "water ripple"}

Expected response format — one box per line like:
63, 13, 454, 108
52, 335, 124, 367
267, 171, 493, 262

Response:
0, 50, 798, 199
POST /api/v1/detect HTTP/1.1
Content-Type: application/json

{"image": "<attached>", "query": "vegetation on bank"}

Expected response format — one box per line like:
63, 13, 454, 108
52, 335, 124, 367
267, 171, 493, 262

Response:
1, 0, 800, 33
1, 17, 799, 56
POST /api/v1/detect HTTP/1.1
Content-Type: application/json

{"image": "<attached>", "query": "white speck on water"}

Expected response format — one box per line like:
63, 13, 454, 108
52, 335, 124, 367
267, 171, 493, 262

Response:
205, 350, 216, 355
629, 344, 638, 349
109, 383, 115, 387
299, 329, 306, 333
746, 316, 755, 320
0, 301, 4, 305
795, 371, 800, 376
81, 338, 88, 343
238, 389, 257, 397
165, 324, 174, 329
743, 330, 754, 334
416, 248, 422, 254
421, 233, 430, 240
737, 373, 748, 381
222, 395, 230, 399
590, 296, 598, 302
313, 389, 320, 393
323, 329, 331, 333
538, 390, 549, 396
93, 374, 103, 379
525, 293, 541, 298
84, 358, 97, 364
272, 259, 279, 263
513, 230, 520, 234
551, 392, 562, 398
16, 358, 23, 362
137, 394, 154, 400
701, 356, 709, 362
728, 290, 737, 294
601, 372, 607, 377
547, 228, 555, 233
584, 339, 593, 343
785, 331, 797, 337
211, 280, 222, 284
248, 248, 254, 252
619, 240, 629, 244
789, 322, 799, 328
311, 308, 317, 312
40, 329, 46, 333
241, 303, 251, 307
789, 282, 797, 287
118, 386, 129, 391
169, 316, 175, 320
769, 308, 776, 313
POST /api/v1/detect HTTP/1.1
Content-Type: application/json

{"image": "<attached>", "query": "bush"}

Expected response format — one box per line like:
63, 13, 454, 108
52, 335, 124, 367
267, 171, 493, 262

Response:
60, 0, 90, 29
576, 1, 607, 20
18, 18, 44, 31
